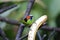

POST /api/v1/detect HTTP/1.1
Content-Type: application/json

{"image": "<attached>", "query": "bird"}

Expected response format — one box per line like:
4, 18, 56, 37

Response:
23, 15, 33, 25
24, 15, 33, 22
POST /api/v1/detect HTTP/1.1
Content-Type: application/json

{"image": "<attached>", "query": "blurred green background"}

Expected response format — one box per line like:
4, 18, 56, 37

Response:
0, 0, 60, 40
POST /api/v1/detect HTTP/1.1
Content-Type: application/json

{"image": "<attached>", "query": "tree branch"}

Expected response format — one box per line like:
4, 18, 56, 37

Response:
0, 28, 9, 40
48, 29, 56, 40
41, 26, 60, 32
0, 4, 17, 14
0, 16, 20, 25
19, 34, 28, 40
15, 23, 25, 40
37, 30, 42, 40
23, 0, 35, 19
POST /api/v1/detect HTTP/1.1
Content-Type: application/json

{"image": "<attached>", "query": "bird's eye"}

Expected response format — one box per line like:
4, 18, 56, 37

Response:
30, 17, 33, 20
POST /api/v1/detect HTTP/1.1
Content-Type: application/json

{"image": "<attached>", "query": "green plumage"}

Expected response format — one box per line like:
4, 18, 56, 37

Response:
20, 19, 34, 26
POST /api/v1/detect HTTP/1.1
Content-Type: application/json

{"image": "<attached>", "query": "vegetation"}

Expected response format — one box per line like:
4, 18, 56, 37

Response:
0, 0, 60, 40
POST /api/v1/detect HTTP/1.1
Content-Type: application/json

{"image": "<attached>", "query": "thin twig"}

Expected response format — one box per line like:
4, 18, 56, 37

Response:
42, 34, 47, 40
37, 30, 42, 40
48, 29, 56, 40
0, 28, 9, 40
19, 34, 28, 40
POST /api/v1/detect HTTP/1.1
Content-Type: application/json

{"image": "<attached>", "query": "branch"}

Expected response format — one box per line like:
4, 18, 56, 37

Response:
15, 23, 25, 40
42, 34, 47, 40
48, 29, 56, 40
0, 16, 20, 25
19, 34, 28, 40
41, 26, 60, 32
37, 30, 42, 40
0, 4, 17, 14
23, 0, 35, 19
0, 28, 9, 40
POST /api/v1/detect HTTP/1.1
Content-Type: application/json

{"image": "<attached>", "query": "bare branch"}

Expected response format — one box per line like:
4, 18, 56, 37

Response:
19, 34, 28, 40
41, 26, 60, 32
23, 0, 35, 19
0, 16, 20, 25
42, 34, 47, 40
0, 4, 17, 14
15, 23, 25, 40
0, 28, 9, 40
37, 31, 42, 40
48, 29, 56, 40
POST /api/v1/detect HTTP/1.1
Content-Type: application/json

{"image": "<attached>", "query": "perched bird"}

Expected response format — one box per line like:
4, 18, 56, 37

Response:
23, 15, 33, 25
24, 15, 33, 22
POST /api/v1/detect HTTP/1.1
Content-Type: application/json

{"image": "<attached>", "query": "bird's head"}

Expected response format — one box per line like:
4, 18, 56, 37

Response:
24, 15, 33, 22
26, 15, 33, 20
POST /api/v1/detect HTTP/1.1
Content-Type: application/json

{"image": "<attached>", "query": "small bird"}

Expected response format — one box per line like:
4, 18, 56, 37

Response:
24, 15, 33, 22
24, 15, 33, 25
